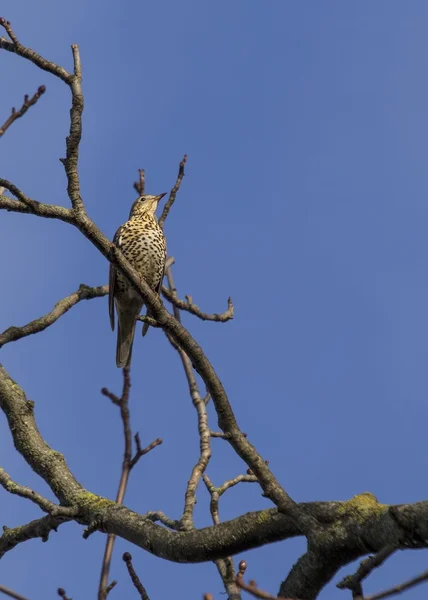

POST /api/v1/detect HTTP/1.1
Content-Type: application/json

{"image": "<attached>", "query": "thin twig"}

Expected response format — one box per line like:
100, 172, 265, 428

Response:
0, 85, 46, 137
57, 588, 72, 600
98, 369, 162, 600
337, 545, 397, 592
165, 268, 212, 530
236, 560, 292, 600
0, 284, 108, 347
365, 570, 428, 600
162, 286, 234, 323
203, 473, 256, 600
158, 154, 187, 227
0, 585, 30, 600
136, 315, 160, 328
143, 510, 180, 530
123, 552, 151, 600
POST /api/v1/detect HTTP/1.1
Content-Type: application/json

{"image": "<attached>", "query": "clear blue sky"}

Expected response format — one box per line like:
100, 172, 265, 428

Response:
1, 1, 428, 598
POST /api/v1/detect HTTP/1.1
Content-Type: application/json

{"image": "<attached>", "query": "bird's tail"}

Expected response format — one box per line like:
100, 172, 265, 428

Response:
142, 308, 152, 337
116, 310, 137, 368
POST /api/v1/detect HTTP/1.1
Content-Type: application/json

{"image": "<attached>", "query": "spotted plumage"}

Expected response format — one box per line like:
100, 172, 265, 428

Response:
109, 193, 167, 368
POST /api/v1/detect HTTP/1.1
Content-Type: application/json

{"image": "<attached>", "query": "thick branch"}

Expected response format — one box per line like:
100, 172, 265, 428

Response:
0, 372, 426, 575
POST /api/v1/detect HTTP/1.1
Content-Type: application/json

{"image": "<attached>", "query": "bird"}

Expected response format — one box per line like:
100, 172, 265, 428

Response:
109, 193, 167, 368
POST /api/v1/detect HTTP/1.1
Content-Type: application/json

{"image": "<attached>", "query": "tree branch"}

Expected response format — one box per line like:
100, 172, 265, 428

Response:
0, 514, 72, 559
0, 180, 73, 221
123, 552, 151, 600
0, 85, 45, 138
0, 24, 301, 523
0, 585, 30, 600
0, 284, 108, 347
337, 545, 397, 595
365, 570, 428, 600
98, 369, 162, 600
158, 154, 187, 228
0, 467, 78, 517
162, 286, 234, 323
133, 169, 145, 195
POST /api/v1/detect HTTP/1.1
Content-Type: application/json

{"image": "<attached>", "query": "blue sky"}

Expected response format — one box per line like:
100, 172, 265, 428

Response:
1, 1, 428, 598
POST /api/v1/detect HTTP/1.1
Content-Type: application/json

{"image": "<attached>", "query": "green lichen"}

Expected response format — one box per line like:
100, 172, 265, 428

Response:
77, 491, 116, 511
256, 509, 271, 523
337, 492, 388, 524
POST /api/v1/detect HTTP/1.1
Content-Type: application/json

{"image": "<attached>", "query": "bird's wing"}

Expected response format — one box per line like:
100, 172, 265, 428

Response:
155, 252, 167, 297
109, 227, 124, 331
142, 246, 167, 337
109, 263, 116, 331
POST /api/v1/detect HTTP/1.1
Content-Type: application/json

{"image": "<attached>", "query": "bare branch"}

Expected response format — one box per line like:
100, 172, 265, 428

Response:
143, 510, 180, 530
0, 19, 83, 213
133, 169, 145, 195
337, 545, 397, 594
0, 585, 30, 600
130, 434, 162, 469
236, 560, 291, 600
62, 43, 84, 213
366, 570, 428, 600
0, 179, 73, 221
0, 19, 72, 82
57, 588, 72, 600
158, 154, 187, 228
162, 286, 234, 323
123, 552, 151, 600
0, 514, 72, 559
0, 284, 108, 347
0, 85, 46, 138
0, 468, 77, 517
136, 315, 161, 328
98, 369, 162, 600
163, 268, 212, 530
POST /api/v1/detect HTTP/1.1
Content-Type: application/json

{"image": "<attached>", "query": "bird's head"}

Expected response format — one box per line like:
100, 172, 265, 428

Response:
129, 193, 167, 219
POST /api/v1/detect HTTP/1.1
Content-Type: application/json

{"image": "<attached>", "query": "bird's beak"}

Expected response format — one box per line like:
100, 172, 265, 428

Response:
155, 192, 167, 202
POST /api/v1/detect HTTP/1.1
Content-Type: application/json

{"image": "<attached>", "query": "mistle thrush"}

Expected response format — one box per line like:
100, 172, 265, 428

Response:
109, 193, 167, 368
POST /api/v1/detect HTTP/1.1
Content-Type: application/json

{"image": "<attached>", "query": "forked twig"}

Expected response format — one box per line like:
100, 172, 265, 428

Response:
0, 85, 46, 138
98, 369, 162, 600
